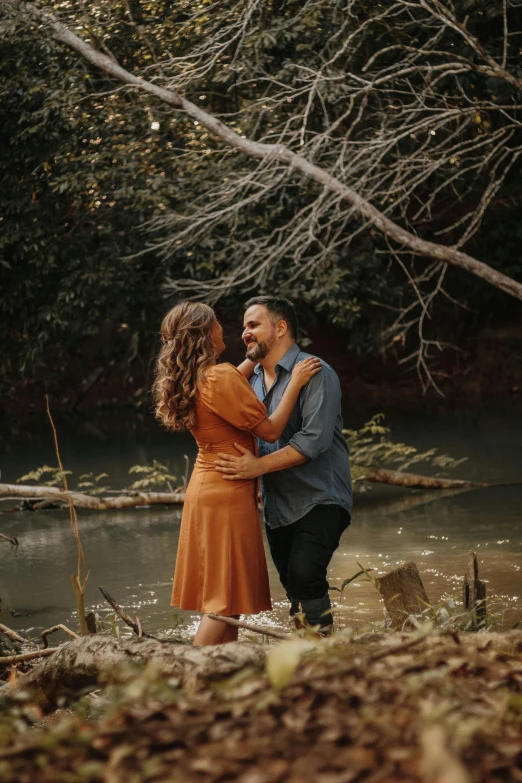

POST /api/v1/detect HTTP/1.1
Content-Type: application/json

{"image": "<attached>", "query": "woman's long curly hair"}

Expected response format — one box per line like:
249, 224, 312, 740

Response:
153, 302, 218, 431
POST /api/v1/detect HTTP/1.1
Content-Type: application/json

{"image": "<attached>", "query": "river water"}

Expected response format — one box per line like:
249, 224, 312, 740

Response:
1, 405, 521, 642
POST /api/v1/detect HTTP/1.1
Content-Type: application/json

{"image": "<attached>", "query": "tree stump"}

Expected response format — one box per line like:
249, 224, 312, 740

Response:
378, 562, 430, 629
463, 551, 487, 629
85, 612, 97, 635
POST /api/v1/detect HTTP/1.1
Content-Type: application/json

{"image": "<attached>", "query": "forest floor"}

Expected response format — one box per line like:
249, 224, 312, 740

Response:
1, 630, 522, 783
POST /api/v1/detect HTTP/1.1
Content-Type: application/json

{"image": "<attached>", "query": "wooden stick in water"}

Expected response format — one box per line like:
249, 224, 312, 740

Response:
0, 623, 25, 644
0, 533, 18, 545
207, 613, 290, 640
99, 586, 156, 640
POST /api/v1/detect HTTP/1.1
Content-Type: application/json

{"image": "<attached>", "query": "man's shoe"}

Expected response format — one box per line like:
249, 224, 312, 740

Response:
292, 618, 334, 637
289, 597, 334, 636
289, 599, 300, 616
318, 623, 334, 638
289, 600, 304, 630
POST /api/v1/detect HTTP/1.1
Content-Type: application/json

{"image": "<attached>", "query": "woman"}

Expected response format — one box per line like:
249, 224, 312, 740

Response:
153, 302, 320, 646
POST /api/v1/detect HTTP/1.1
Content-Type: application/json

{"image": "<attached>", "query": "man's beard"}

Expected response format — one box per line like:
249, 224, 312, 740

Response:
245, 334, 276, 361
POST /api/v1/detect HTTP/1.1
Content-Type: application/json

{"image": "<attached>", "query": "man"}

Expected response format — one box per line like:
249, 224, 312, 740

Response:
215, 296, 353, 634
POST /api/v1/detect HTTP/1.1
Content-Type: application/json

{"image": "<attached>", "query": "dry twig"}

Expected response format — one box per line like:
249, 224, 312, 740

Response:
0, 649, 58, 667
99, 586, 157, 640
207, 613, 290, 640
46, 396, 89, 636
0, 533, 18, 545
0, 624, 25, 644
41, 625, 79, 650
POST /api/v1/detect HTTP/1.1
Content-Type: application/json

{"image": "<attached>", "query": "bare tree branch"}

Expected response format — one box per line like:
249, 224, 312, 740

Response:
11, 2, 522, 305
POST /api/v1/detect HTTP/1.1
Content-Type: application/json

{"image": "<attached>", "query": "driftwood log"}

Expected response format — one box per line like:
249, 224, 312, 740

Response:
0, 483, 185, 510
378, 562, 431, 629
0, 468, 500, 512
0, 636, 267, 711
358, 468, 487, 489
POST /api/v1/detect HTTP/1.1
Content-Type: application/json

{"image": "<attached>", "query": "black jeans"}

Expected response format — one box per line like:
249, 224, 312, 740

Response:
265, 504, 351, 626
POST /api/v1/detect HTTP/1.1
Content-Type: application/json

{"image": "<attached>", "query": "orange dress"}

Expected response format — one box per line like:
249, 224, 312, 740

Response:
171, 363, 272, 616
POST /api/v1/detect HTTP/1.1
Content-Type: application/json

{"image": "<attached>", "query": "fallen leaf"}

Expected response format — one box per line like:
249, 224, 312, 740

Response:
265, 640, 305, 691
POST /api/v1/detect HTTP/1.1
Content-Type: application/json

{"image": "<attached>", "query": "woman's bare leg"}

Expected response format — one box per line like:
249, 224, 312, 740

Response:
193, 615, 227, 646
193, 614, 239, 646
222, 622, 239, 643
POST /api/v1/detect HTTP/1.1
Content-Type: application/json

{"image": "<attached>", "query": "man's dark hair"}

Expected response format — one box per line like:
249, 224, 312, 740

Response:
243, 296, 298, 339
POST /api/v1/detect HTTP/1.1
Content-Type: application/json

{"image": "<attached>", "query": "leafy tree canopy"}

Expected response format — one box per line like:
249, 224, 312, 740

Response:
1, 0, 521, 399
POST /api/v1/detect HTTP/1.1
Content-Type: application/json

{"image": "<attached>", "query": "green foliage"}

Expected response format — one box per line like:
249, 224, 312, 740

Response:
16, 465, 71, 487
77, 473, 110, 496
329, 566, 376, 594
15, 460, 181, 494
14, 415, 464, 499
1, 0, 520, 400
0, 2, 185, 396
127, 461, 178, 491
344, 415, 467, 487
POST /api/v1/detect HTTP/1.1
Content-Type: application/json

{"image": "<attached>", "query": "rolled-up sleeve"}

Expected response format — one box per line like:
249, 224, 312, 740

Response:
288, 364, 340, 460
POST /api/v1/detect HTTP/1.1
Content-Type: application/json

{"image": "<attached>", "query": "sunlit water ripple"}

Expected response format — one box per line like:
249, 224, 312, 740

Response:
1, 406, 521, 643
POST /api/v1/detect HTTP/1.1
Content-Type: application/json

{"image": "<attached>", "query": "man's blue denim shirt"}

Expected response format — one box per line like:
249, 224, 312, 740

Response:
249, 343, 353, 528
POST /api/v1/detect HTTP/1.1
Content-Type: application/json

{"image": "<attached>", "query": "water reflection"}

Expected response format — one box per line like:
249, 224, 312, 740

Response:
0, 484, 520, 640
1, 408, 521, 639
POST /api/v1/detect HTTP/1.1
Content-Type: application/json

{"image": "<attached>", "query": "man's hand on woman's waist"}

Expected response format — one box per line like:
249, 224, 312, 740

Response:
215, 444, 260, 480
215, 444, 308, 480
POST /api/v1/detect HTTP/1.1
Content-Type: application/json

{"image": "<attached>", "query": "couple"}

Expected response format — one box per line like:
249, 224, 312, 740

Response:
153, 296, 352, 645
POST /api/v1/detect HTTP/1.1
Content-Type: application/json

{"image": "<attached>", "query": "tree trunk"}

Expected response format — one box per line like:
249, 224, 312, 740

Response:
378, 562, 431, 629
0, 636, 267, 712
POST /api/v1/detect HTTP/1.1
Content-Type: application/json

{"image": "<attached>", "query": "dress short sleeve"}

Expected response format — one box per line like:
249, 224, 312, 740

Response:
200, 363, 267, 431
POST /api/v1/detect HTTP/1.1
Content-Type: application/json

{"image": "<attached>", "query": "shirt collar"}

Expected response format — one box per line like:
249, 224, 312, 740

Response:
253, 343, 301, 375
276, 343, 301, 372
